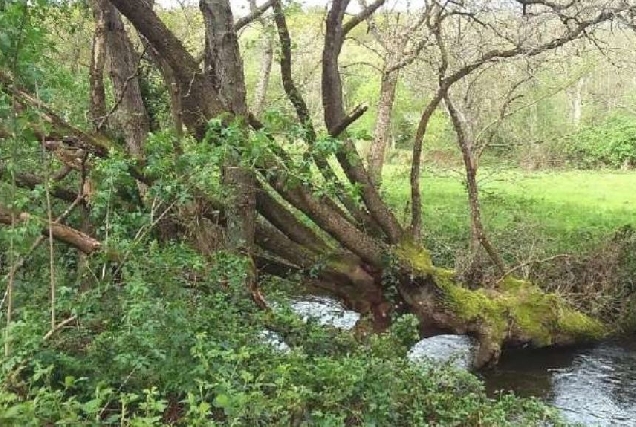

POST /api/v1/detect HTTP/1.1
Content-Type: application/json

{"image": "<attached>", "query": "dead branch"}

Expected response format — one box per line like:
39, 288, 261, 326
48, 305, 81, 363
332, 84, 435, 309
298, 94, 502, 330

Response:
331, 104, 369, 137
42, 315, 78, 342
0, 205, 101, 254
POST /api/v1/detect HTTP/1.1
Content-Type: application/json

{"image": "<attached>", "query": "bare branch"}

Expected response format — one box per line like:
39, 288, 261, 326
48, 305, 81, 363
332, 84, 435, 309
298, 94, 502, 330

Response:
234, 0, 276, 31
331, 104, 368, 137
444, 91, 506, 275
0, 205, 102, 254
343, 0, 386, 34
43, 316, 78, 342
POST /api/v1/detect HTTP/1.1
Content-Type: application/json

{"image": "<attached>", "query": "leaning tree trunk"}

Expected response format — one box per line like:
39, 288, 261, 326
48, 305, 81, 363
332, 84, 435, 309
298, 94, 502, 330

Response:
444, 93, 506, 281
1, 77, 608, 368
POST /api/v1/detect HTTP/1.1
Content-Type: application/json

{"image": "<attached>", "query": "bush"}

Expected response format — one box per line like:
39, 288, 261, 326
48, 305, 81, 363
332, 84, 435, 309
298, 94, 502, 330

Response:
564, 114, 636, 169
0, 241, 566, 425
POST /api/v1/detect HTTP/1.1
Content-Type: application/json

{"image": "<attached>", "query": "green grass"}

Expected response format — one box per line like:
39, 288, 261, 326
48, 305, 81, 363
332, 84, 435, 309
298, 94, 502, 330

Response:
382, 166, 636, 267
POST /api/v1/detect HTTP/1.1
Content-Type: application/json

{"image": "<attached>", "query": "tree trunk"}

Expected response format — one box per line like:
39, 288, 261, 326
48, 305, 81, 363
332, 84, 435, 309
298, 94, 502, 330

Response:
249, 0, 274, 118
367, 69, 399, 187
570, 76, 584, 127
444, 94, 506, 279
95, 0, 150, 159
141, 31, 183, 139
88, 2, 106, 128
200, 0, 259, 302
252, 32, 274, 118
322, 0, 404, 244
410, 90, 445, 241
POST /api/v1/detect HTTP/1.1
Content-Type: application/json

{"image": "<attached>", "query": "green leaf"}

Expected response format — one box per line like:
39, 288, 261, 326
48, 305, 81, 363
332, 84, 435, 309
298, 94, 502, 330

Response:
213, 393, 231, 408
64, 376, 75, 388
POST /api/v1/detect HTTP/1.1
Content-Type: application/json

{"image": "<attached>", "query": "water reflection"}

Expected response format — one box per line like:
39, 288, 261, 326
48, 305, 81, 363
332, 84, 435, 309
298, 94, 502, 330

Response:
482, 341, 636, 426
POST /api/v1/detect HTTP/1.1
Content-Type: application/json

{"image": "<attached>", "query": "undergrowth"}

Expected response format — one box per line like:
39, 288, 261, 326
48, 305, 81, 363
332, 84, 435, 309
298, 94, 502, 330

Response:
0, 241, 567, 426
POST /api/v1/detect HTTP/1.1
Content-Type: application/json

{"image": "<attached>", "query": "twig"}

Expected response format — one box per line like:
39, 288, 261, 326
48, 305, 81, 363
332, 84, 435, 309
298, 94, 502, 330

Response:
496, 254, 571, 284
42, 315, 77, 342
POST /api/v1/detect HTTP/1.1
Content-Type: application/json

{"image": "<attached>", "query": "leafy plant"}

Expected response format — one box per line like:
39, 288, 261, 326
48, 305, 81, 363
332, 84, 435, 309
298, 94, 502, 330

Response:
564, 113, 636, 169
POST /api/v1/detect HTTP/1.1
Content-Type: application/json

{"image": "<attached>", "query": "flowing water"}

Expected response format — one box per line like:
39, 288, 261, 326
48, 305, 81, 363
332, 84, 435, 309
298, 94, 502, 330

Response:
480, 340, 636, 426
267, 297, 636, 426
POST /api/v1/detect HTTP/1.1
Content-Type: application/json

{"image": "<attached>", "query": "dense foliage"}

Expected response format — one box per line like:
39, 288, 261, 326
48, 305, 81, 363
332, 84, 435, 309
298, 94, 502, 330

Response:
564, 114, 636, 169
0, 243, 565, 425
2, 0, 636, 425
0, 113, 565, 425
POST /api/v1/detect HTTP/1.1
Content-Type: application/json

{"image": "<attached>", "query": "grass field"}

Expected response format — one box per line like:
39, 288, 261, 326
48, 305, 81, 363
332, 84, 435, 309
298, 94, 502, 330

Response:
382, 166, 636, 267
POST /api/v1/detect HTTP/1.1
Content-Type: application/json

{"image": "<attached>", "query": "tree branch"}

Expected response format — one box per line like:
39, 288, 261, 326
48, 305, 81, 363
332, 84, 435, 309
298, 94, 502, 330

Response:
343, 0, 386, 34
0, 205, 101, 254
234, 0, 276, 31
331, 104, 368, 137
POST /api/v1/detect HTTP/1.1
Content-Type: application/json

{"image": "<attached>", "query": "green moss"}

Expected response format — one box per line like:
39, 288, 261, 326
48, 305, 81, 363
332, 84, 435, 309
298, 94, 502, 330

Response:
443, 280, 508, 340
431, 267, 606, 347
392, 244, 606, 349
500, 276, 537, 293
507, 292, 558, 346
394, 242, 433, 272
557, 308, 605, 339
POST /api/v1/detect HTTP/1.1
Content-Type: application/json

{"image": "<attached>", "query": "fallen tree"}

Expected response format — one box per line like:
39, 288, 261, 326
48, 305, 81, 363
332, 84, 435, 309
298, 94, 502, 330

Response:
2, 0, 630, 367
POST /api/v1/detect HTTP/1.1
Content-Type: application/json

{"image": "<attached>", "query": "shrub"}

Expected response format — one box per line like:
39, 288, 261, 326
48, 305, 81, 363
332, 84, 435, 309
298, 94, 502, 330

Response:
0, 241, 566, 425
564, 114, 636, 169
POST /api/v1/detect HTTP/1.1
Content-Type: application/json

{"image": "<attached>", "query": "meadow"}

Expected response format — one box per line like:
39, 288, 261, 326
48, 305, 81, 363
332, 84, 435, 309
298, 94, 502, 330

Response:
382, 165, 636, 268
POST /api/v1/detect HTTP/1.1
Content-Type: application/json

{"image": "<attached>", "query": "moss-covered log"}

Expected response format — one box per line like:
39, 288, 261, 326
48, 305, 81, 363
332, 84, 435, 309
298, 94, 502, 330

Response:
392, 244, 606, 368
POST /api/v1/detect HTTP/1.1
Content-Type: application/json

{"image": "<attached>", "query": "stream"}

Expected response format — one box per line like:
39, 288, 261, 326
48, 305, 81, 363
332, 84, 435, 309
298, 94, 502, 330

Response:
265, 296, 636, 426
480, 341, 636, 426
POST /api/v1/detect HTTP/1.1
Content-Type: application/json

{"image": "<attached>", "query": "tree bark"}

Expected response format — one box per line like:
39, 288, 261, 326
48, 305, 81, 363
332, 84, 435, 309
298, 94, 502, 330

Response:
367, 69, 399, 187
94, 0, 150, 159
410, 91, 445, 241
89, 2, 107, 128
249, 0, 274, 118
200, 0, 259, 303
